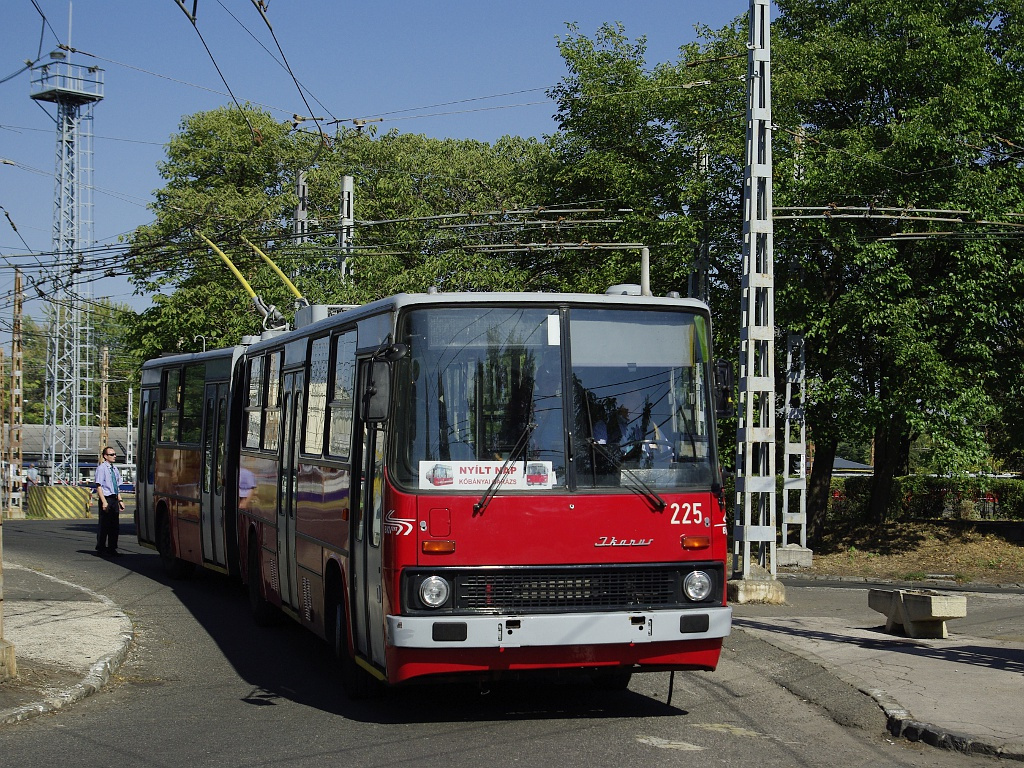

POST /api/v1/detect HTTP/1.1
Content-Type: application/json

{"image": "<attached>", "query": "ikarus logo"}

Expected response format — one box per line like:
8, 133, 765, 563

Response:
384, 510, 415, 536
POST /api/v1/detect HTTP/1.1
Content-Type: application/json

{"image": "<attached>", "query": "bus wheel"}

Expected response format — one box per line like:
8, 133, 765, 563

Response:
156, 513, 192, 579
591, 668, 633, 691
327, 588, 376, 699
247, 541, 279, 627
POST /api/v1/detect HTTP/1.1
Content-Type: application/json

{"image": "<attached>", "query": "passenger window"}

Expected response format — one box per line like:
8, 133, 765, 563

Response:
306, 337, 330, 455
328, 332, 356, 458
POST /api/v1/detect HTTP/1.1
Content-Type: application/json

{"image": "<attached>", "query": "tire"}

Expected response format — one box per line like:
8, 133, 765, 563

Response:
327, 585, 377, 699
247, 540, 279, 627
156, 512, 193, 579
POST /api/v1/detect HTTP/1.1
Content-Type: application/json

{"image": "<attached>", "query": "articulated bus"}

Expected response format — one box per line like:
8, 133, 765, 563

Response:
137, 288, 732, 694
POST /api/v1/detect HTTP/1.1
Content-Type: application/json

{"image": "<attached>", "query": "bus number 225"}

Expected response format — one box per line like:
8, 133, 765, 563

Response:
670, 502, 702, 525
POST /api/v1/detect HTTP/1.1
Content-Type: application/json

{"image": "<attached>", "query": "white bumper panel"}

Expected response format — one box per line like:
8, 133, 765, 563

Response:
387, 606, 732, 649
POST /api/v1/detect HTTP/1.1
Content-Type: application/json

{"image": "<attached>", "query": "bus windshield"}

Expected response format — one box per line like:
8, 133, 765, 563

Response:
392, 305, 716, 492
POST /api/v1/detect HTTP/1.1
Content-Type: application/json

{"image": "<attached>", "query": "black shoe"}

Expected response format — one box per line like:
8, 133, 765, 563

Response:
108, 550, 122, 557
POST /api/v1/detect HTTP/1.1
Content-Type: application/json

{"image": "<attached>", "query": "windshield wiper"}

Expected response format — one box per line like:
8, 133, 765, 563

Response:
588, 438, 667, 512
474, 422, 536, 515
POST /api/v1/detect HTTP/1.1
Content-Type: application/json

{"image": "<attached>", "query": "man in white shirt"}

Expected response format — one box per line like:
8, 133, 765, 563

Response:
95, 446, 124, 556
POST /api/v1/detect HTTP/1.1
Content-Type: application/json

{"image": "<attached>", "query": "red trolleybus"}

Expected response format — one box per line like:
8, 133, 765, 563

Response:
137, 289, 731, 694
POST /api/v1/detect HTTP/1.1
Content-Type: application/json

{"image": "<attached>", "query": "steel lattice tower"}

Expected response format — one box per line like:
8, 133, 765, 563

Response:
30, 51, 103, 484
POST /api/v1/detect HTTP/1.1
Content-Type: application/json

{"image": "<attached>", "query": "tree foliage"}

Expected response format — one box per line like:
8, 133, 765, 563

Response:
119, 4, 1024, 531
772, 0, 1024, 523
541, 5, 1024, 529
121, 107, 556, 362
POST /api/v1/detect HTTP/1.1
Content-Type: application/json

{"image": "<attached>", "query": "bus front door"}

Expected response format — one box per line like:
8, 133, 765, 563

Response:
351, 360, 387, 670
137, 393, 156, 543
200, 383, 228, 568
277, 371, 304, 610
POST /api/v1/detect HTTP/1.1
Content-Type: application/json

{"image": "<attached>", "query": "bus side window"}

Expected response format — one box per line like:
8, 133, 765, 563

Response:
328, 331, 356, 458
160, 368, 180, 442
245, 356, 264, 449
180, 364, 205, 444
263, 351, 282, 451
306, 337, 330, 455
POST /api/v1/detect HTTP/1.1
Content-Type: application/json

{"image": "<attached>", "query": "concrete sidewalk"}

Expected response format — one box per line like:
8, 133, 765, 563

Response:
734, 576, 1024, 760
0, 562, 133, 725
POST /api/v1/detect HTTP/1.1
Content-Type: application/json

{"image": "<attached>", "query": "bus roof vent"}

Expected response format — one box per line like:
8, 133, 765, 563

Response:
427, 286, 439, 295
666, 290, 681, 299
240, 335, 260, 346
605, 283, 641, 296
294, 304, 359, 328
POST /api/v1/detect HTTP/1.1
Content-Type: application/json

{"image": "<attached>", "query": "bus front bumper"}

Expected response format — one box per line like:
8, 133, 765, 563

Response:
387, 606, 732, 649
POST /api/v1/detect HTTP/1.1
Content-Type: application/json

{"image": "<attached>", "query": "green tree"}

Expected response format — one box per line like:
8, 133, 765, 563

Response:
546, 6, 1024, 534
20, 316, 48, 424
546, 20, 749, 454
122, 108, 556, 362
772, 0, 1024, 526
308, 128, 556, 300
123, 105, 309, 362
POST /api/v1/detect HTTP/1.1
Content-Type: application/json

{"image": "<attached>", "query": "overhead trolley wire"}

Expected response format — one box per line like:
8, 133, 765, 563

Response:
172, 0, 261, 146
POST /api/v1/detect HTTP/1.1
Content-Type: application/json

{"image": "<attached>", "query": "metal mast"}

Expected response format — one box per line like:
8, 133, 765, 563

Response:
780, 335, 810, 559
6, 271, 25, 517
30, 49, 104, 484
731, 0, 783, 600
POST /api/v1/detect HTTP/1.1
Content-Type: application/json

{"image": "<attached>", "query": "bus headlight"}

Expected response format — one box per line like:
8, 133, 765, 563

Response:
418, 576, 450, 608
682, 570, 713, 602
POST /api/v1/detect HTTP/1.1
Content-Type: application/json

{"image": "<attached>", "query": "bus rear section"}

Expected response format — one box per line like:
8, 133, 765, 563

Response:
136, 347, 242, 578
371, 297, 731, 685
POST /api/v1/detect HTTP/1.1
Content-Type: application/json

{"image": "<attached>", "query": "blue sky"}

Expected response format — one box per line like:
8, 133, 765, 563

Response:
0, 1, 747, 327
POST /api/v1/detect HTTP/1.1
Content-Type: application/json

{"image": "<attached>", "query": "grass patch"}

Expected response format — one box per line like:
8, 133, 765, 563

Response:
785, 521, 1024, 584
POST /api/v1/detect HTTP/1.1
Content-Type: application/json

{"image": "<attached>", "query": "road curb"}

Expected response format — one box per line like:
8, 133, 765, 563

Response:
777, 571, 1024, 591
736, 614, 1024, 760
0, 566, 134, 727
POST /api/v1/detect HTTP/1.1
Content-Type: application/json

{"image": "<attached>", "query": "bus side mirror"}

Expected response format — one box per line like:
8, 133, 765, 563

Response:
714, 359, 734, 419
364, 360, 392, 423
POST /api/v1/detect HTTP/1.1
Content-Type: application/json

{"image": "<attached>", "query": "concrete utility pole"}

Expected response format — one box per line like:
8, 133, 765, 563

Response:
0, 349, 4, 506
0, 504, 14, 680
730, 0, 785, 603
0, 345, 11, 677
339, 175, 354, 277
688, 143, 711, 305
125, 387, 134, 468
294, 170, 309, 244
99, 346, 109, 453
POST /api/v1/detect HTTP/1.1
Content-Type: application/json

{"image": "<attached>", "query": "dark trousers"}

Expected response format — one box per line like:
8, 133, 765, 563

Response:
97, 495, 120, 553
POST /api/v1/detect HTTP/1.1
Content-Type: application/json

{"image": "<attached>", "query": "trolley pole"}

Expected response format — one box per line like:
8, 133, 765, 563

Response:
729, 0, 785, 604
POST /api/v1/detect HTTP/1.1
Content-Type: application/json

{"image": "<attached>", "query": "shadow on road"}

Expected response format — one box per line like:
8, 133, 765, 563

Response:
83, 520, 691, 724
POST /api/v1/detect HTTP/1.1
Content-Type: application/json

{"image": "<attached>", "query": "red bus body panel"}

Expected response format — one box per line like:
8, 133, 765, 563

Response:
380, 482, 728, 683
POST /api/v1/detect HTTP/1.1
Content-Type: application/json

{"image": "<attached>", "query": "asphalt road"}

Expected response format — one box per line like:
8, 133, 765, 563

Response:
0, 518, 986, 767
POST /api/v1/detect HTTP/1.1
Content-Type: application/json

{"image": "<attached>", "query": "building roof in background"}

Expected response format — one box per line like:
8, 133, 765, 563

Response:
833, 456, 874, 476
4, 425, 132, 464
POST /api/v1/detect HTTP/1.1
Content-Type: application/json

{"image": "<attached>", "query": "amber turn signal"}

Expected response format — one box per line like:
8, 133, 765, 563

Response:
422, 540, 456, 554
681, 535, 711, 550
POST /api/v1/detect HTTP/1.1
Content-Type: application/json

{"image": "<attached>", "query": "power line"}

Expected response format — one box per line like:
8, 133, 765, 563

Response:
172, 1, 260, 146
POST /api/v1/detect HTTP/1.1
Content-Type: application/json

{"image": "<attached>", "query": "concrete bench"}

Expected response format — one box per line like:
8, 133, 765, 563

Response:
868, 589, 967, 639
